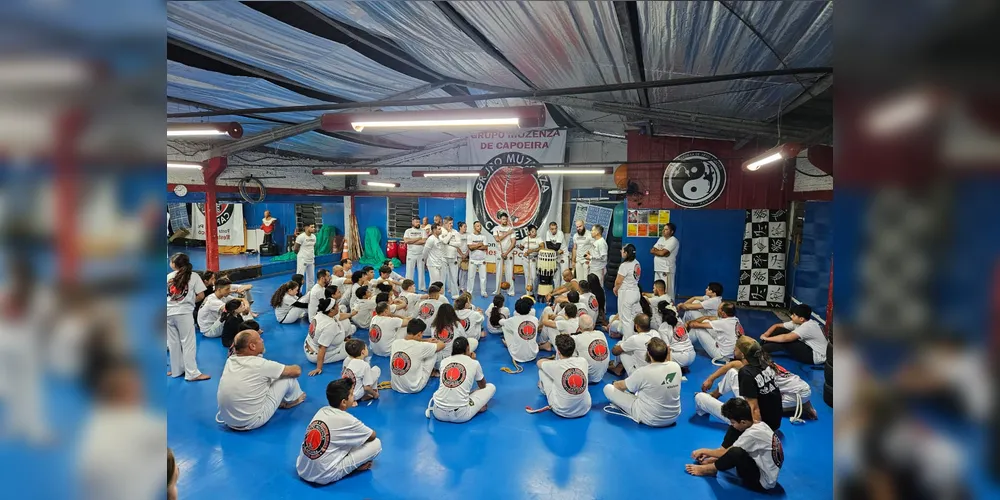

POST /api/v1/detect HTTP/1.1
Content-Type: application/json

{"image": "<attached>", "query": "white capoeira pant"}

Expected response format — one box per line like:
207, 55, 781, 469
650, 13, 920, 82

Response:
166, 313, 203, 380
430, 383, 496, 423
278, 306, 307, 324
522, 257, 538, 292
427, 264, 444, 289
654, 271, 675, 301
297, 261, 315, 291
313, 439, 383, 485
494, 254, 515, 295
305, 343, 348, 365
694, 368, 740, 423
670, 348, 696, 368
467, 259, 488, 296
201, 318, 224, 338
406, 248, 426, 291
590, 266, 606, 287
689, 329, 726, 360
617, 289, 641, 341
225, 378, 305, 431
602, 384, 678, 427
555, 254, 569, 288
574, 259, 588, 281
618, 352, 643, 377
445, 258, 460, 297
682, 309, 709, 324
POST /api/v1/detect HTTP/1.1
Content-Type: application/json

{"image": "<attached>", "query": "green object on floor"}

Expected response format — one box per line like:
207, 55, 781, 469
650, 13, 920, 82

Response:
270, 251, 298, 262
359, 226, 400, 268
315, 225, 336, 255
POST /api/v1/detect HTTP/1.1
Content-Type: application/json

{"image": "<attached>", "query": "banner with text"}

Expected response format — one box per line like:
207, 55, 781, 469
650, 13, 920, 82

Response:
190, 202, 245, 246
466, 129, 566, 269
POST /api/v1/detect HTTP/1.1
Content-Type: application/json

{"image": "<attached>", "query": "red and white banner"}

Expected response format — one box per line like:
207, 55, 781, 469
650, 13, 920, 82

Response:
466, 129, 566, 267
190, 202, 245, 246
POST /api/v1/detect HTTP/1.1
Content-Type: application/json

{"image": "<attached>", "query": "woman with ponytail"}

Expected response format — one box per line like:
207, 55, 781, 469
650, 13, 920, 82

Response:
613, 243, 643, 341
271, 280, 309, 324
166, 253, 210, 381
586, 273, 606, 327
485, 295, 508, 335
657, 305, 695, 368
304, 297, 349, 376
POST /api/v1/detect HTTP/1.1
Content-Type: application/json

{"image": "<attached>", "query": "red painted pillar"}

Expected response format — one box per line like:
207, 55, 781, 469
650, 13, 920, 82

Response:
203, 157, 227, 272
55, 110, 86, 283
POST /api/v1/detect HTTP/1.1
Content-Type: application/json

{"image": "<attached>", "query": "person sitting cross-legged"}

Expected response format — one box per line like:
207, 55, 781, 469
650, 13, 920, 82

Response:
296, 378, 382, 485
426, 337, 496, 423
536, 334, 591, 418
216, 330, 306, 431
603, 337, 682, 427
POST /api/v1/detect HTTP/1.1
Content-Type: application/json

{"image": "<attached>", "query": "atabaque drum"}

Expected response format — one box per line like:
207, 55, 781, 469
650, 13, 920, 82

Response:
397, 242, 407, 263
536, 249, 558, 296
386, 240, 399, 260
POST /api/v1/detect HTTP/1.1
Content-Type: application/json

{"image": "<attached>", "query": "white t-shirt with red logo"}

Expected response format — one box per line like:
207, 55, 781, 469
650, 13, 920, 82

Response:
296, 406, 374, 485
368, 316, 403, 357
572, 330, 610, 383
415, 298, 446, 336
389, 338, 438, 394
578, 292, 599, 324
341, 357, 378, 401
304, 313, 345, 358
663, 324, 695, 357
708, 317, 740, 359
484, 305, 509, 334
456, 308, 484, 338
431, 354, 484, 411
499, 313, 540, 363
617, 260, 641, 293
539, 357, 591, 418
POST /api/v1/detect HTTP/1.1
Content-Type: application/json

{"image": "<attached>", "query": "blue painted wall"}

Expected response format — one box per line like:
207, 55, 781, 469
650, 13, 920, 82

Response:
243, 202, 295, 246
791, 201, 832, 319
322, 202, 345, 237
623, 204, 745, 300
355, 196, 389, 245
420, 198, 465, 224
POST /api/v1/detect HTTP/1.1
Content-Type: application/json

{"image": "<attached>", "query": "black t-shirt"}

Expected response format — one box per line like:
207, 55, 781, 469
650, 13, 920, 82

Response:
220, 315, 244, 348
738, 364, 783, 431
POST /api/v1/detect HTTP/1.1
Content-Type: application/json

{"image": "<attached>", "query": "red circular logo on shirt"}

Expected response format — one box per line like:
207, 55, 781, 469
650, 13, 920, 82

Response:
441, 362, 467, 388
561, 367, 587, 395
736, 320, 745, 337
369, 325, 382, 343
436, 326, 454, 343
301, 420, 330, 460
771, 434, 784, 468
633, 263, 641, 280
419, 303, 435, 320
589, 297, 599, 311
342, 367, 356, 386
167, 281, 188, 302
673, 325, 688, 342
588, 339, 609, 361
517, 321, 536, 341
460, 318, 470, 331
390, 352, 412, 376
577, 309, 587, 318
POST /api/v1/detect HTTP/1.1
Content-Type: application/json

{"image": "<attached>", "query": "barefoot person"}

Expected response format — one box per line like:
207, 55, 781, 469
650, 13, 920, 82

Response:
167, 253, 210, 381
390, 320, 446, 394
603, 337, 683, 427
342, 339, 382, 403
294, 224, 317, 290
571, 315, 610, 384
536, 334, 591, 418
305, 298, 349, 376
685, 398, 783, 492
403, 217, 428, 291
492, 212, 517, 296
427, 337, 496, 423
297, 378, 382, 485
216, 330, 305, 431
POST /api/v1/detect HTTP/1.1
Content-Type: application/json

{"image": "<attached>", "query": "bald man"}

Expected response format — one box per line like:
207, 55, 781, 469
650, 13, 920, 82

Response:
570, 220, 593, 280
216, 330, 306, 431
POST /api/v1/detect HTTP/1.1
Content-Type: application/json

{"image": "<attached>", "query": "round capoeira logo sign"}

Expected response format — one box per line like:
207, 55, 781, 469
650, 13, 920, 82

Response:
589, 297, 599, 311
472, 156, 553, 239
662, 150, 727, 208
195, 202, 235, 227
588, 339, 609, 361
390, 352, 412, 376
342, 367, 356, 386
673, 325, 688, 342
561, 367, 587, 395
369, 325, 382, 343
441, 362, 467, 388
436, 326, 454, 343
419, 303, 436, 320
517, 321, 536, 341
301, 420, 331, 460
771, 434, 785, 468
633, 263, 641, 280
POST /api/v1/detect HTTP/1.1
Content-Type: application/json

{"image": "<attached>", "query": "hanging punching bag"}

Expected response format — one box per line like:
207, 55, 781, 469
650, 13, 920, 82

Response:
612, 201, 625, 238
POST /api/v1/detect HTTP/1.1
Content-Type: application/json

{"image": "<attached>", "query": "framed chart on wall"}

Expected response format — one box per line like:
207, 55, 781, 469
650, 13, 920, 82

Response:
738, 209, 788, 308
626, 209, 670, 237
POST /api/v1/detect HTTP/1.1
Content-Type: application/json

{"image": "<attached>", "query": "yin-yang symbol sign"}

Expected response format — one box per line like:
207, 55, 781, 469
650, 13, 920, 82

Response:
662, 151, 728, 209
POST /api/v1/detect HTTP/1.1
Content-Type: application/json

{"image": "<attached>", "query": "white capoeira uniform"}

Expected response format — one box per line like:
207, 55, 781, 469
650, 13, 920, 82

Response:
615, 259, 642, 341
216, 355, 304, 431
492, 224, 516, 295
429, 354, 495, 423
540, 314, 578, 346
466, 231, 489, 296
404, 226, 426, 291
297, 407, 382, 485
589, 237, 609, 286
681, 295, 722, 323
544, 229, 569, 287
456, 231, 469, 293
424, 234, 447, 289
484, 305, 509, 335
694, 364, 811, 423
689, 316, 739, 362
441, 229, 461, 298
652, 235, 679, 300
661, 325, 696, 368
167, 271, 206, 380
616, 332, 656, 376
571, 230, 593, 280
295, 232, 317, 291
305, 313, 347, 365
456, 308, 484, 339
572, 330, 610, 383
275, 293, 308, 324
603, 361, 683, 427
432, 323, 480, 370
537, 357, 591, 418
520, 236, 543, 293
342, 357, 382, 401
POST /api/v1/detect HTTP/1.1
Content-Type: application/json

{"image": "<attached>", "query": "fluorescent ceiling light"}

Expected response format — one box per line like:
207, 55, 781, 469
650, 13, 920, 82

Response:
536, 168, 610, 175
167, 162, 203, 170
424, 172, 481, 177
167, 122, 243, 138
745, 153, 784, 171
167, 129, 229, 137
363, 181, 399, 188
351, 117, 519, 132
593, 131, 626, 140
321, 170, 373, 176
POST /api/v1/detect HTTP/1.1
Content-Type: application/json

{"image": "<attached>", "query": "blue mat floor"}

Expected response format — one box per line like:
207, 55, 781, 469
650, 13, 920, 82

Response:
169, 267, 832, 500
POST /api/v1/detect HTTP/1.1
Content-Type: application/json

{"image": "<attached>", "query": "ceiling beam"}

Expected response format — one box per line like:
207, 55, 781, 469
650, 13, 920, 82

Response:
613, 1, 650, 107
168, 67, 833, 118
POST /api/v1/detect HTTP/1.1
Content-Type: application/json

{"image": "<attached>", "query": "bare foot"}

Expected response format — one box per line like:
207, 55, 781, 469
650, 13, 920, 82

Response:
802, 402, 819, 420
699, 457, 718, 465
355, 461, 374, 473
478, 403, 488, 413
430, 369, 439, 378
685, 464, 717, 477
167, 371, 172, 377
188, 374, 211, 382
280, 393, 307, 409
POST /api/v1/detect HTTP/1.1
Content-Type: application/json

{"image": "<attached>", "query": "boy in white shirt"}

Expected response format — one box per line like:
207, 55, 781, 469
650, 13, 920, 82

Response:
603, 337, 682, 427
294, 224, 317, 290
499, 297, 540, 364
296, 378, 381, 485
397, 279, 424, 318
609, 314, 657, 377
454, 296, 485, 340
373, 265, 402, 295
536, 334, 591, 418
686, 397, 783, 492
649, 223, 679, 299
760, 303, 829, 365
576, 280, 600, 326
198, 278, 247, 337
216, 330, 305, 431
427, 337, 496, 423
389, 320, 446, 394
350, 286, 377, 329
677, 282, 724, 323
571, 315, 609, 384
645, 280, 673, 332
341, 339, 381, 403
539, 303, 581, 351
466, 221, 490, 297
687, 302, 740, 362
369, 302, 410, 357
